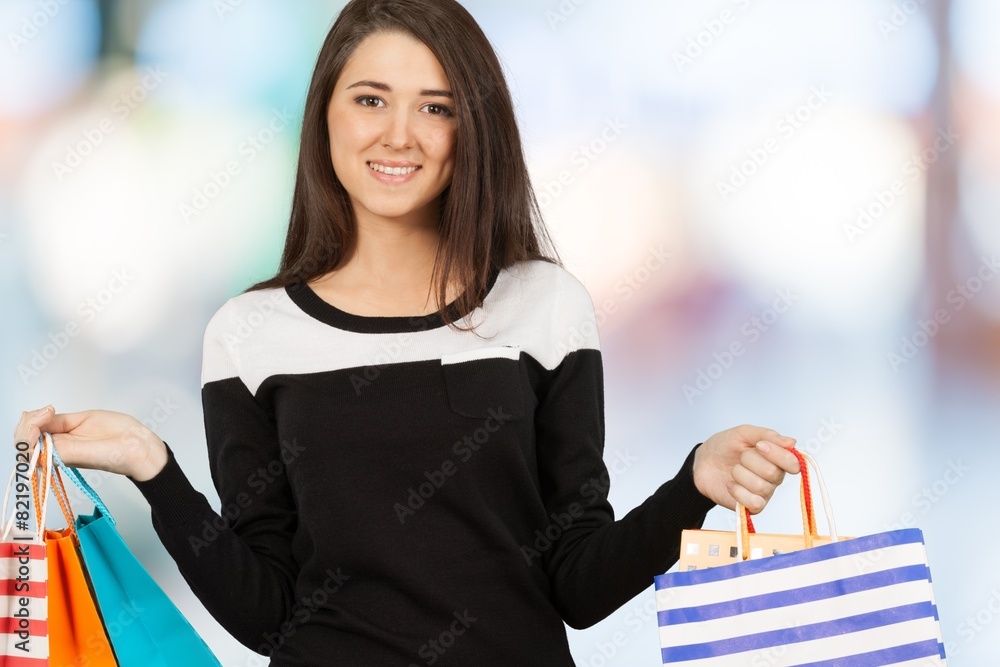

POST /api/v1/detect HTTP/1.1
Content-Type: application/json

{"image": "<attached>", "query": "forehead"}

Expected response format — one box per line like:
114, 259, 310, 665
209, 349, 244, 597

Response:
338, 31, 450, 90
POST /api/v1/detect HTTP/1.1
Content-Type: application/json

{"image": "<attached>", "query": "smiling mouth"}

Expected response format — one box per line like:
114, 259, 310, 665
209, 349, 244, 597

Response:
367, 162, 421, 176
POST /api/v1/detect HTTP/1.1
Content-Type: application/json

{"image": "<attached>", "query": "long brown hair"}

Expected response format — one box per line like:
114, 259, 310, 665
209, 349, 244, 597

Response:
244, 0, 561, 332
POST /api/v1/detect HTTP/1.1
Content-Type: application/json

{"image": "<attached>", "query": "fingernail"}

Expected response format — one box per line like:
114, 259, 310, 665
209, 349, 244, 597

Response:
756, 441, 771, 453
40, 405, 53, 413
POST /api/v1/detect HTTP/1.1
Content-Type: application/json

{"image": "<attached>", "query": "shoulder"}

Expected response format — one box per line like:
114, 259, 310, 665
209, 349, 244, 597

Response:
506, 259, 596, 312
204, 286, 291, 338
502, 259, 601, 361
201, 286, 289, 385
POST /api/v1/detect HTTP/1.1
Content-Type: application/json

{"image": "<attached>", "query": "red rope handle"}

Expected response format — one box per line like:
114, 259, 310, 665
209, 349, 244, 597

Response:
789, 448, 816, 534
742, 446, 814, 536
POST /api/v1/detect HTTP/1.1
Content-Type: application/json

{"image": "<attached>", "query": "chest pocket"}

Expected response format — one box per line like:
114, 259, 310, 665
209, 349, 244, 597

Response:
440, 345, 525, 420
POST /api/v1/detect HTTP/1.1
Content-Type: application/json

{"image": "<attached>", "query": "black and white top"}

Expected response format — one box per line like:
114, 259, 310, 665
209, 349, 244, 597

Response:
132, 259, 717, 666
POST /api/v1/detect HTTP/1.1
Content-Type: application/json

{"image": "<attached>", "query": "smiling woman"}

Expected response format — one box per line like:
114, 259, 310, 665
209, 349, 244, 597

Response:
14, 0, 801, 665
318, 31, 460, 314
242, 0, 558, 326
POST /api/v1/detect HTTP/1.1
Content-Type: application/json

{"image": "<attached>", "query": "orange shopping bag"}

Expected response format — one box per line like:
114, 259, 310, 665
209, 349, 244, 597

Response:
33, 442, 117, 667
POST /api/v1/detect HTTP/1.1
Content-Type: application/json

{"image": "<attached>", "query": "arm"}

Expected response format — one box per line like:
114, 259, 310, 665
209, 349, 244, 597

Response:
129, 299, 299, 651
533, 345, 716, 630
531, 276, 800, 630
131, 394, 298, 650
14, 305, 300, 651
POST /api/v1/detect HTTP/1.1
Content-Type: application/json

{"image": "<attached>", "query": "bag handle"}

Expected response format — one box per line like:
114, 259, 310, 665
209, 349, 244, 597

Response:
740, 447, 816, 539
32, 434, 78, 540
735, 448, 838, 561
43, 431, 116, 526
0, 434, 53, 541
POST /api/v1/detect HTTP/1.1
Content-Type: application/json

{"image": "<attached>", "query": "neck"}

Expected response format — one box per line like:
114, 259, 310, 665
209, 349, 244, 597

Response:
333, 200, 443, 295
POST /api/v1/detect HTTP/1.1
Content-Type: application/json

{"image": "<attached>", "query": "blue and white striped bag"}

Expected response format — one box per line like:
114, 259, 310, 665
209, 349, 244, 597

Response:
653, 451, 947, 665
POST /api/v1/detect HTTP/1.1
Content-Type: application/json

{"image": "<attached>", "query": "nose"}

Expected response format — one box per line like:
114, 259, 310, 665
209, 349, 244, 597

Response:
381, 107, 414, 150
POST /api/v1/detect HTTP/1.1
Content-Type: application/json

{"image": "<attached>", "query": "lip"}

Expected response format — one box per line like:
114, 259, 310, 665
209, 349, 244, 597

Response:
368, 159, 420, 168
367, 160, 422, 185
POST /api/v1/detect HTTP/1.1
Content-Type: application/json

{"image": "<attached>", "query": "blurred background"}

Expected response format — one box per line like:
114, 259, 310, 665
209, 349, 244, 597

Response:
1, 0, 997, 664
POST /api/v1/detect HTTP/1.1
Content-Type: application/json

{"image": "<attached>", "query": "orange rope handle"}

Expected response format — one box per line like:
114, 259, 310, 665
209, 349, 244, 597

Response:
31, 445, 77, 540
31, 451, 45, 533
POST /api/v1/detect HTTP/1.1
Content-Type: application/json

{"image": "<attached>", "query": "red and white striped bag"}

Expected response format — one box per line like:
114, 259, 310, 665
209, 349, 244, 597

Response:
1, 439, 51, 666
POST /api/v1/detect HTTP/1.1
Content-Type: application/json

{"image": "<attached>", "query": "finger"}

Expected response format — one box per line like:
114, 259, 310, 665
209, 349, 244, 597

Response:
739, 448, 785, 485
738, 424, 796, 448
732, 463, 778, 501
41, 411, 93, 435
12, 406, 55, 449
16, 410, 96, 465
754, 440, 801, 474
727, 480, 766, 514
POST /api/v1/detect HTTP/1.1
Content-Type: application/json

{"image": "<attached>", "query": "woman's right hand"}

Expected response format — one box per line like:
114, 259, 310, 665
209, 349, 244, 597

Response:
13, 406, 168, 482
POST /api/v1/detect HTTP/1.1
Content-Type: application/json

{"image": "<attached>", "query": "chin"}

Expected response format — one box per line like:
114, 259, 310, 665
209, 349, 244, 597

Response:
358, 196, 438, 221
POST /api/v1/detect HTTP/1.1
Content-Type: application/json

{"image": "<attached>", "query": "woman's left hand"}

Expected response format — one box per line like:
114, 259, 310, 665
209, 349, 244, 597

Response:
692, 424, 801, 513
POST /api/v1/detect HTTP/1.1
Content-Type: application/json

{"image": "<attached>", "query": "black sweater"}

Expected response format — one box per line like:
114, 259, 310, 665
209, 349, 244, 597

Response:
131, 259, 717, 666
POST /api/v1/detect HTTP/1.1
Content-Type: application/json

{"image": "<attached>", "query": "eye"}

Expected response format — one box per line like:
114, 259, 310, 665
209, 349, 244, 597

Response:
355, 95, 385, 108
422, 103, 454, 117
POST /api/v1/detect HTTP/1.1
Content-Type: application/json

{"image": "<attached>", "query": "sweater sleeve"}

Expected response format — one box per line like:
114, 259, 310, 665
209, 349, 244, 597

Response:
533, 285, 717, 630
129, 300, 299, 652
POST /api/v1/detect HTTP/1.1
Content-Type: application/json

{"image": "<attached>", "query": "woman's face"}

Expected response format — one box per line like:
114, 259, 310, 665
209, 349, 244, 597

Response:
327, 31, 458, 225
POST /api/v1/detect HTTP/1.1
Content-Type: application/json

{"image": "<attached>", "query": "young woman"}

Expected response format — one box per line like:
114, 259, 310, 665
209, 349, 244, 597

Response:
15, 0, 800, 664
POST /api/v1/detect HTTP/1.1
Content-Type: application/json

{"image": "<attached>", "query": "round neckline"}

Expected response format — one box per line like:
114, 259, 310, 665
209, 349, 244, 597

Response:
286, 265, 502, 334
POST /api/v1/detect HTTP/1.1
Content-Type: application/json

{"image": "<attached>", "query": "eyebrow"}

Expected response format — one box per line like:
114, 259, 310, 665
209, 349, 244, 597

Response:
345, 80, 453, 98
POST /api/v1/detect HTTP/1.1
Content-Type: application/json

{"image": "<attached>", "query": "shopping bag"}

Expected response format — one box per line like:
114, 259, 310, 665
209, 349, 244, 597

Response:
31, 438, 117, 667
1, 439, 50, 666
653, 449, 947, 665
40, 434, 221, 667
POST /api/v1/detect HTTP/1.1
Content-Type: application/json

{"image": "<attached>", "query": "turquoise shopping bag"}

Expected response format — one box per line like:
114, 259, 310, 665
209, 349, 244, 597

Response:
43, 434, 221, 667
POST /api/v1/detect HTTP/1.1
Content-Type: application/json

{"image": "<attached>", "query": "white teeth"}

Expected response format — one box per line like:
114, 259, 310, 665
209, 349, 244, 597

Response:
368, 162, 418, 176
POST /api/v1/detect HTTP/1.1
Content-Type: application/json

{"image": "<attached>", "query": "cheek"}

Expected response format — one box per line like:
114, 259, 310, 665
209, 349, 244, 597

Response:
423, 126, 457, 167
328, 116, 371, 161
